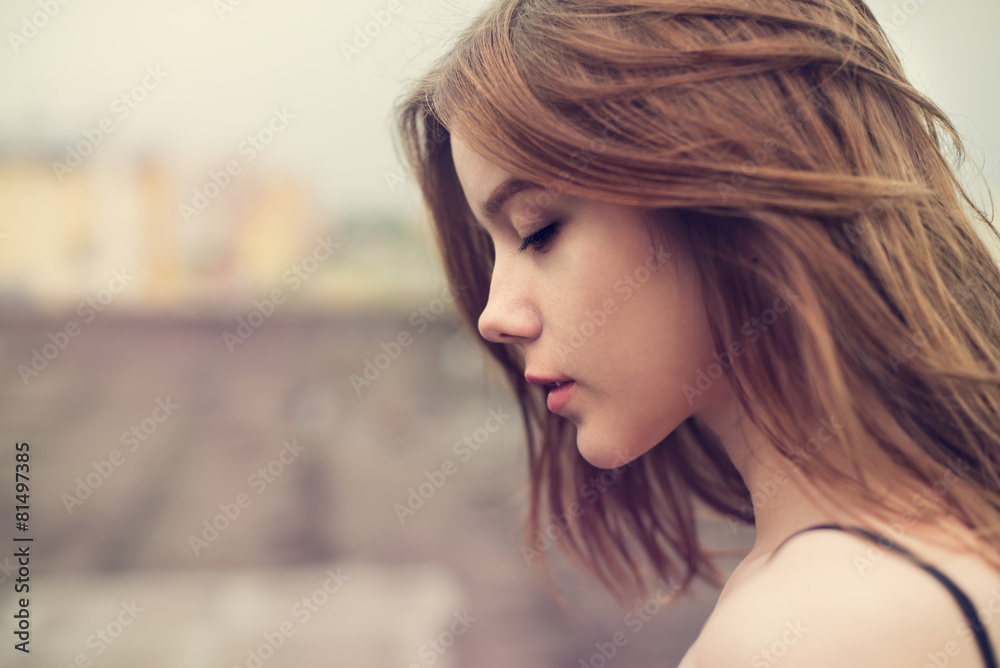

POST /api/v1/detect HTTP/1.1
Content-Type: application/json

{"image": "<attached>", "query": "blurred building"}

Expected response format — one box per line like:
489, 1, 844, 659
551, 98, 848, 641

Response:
0, 156, 444, 318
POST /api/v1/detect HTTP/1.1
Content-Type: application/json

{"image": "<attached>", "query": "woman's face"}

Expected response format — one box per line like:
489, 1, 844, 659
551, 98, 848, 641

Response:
451, 135, 731, 468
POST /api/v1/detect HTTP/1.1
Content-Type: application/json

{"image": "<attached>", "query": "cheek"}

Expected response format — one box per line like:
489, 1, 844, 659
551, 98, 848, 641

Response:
543, 260, 628, 355
582, 266, 717, 455
598, 265, 710, 382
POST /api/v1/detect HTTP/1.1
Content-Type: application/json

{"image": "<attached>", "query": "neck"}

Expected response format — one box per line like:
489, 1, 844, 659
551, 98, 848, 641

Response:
693, 385, 854, 558
693, 383, 983, 570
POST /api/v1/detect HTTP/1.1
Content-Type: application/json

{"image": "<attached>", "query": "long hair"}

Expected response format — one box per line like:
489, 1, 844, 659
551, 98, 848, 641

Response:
395, 0, 1000, 605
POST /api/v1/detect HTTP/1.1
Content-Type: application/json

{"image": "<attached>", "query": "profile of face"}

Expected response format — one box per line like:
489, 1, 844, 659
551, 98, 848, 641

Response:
450, 135, 732, 469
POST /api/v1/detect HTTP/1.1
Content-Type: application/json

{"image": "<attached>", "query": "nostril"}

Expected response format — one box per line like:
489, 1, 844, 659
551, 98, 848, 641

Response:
477, 281, 541, 344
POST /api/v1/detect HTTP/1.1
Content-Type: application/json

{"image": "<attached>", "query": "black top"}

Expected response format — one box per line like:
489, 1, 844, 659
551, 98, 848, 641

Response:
767, 523, 997, 668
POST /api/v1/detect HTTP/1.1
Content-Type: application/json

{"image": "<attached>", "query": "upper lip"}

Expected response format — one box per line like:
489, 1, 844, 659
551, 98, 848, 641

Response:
525, 373, 574, 389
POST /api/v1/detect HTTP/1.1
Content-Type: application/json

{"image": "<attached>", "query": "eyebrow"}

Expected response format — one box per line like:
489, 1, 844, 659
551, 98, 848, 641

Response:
480, 177, 543, 220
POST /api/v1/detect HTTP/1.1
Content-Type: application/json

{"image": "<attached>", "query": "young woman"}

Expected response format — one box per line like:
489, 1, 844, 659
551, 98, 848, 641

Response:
395, 1, 1000, 665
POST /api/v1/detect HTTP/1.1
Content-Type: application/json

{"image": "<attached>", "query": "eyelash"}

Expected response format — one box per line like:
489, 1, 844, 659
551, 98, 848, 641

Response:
517, 221, 561, 254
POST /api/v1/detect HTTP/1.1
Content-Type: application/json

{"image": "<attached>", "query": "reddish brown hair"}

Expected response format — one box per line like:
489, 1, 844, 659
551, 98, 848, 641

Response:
395, 0, 1000, 604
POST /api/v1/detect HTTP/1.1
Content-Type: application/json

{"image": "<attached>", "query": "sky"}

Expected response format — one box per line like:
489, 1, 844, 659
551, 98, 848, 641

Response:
0, 0, 996, 220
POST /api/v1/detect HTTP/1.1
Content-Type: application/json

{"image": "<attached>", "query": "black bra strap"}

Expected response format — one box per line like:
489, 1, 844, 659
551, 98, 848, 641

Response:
767, 523, 997, 668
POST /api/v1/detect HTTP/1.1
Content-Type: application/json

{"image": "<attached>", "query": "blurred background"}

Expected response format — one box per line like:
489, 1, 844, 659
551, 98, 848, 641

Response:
0, 1, 997, 666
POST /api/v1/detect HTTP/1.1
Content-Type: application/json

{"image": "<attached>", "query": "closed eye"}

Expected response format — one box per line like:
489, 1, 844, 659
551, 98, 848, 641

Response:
517, 221, 561, 254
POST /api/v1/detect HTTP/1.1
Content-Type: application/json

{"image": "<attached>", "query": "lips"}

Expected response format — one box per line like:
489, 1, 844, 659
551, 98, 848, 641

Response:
525, 374, 575, 393
545, 380, 576, 413
525, 373, 577, 413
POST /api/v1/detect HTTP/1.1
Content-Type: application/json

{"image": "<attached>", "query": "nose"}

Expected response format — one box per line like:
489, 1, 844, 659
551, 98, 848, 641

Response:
477, 257, 541, 344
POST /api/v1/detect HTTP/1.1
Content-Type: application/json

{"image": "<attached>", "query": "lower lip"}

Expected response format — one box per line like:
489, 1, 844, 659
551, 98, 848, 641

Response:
546, 381, 576, 413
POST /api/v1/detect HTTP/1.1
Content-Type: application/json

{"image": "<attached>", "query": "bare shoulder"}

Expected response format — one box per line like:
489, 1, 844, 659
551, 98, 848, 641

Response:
682, 528, 1000, 668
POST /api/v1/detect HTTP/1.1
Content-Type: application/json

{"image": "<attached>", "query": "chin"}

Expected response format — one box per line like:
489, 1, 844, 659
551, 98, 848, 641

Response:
575, 419, 677, 470
576, 430, 643, 470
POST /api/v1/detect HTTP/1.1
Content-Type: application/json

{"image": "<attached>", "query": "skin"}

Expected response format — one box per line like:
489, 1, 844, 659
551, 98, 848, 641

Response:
451, 133, 729, 469
450, 134, 1000, 667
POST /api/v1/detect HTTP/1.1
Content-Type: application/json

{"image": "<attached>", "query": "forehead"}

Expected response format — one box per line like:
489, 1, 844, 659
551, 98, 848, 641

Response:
450, 134, 515, 213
